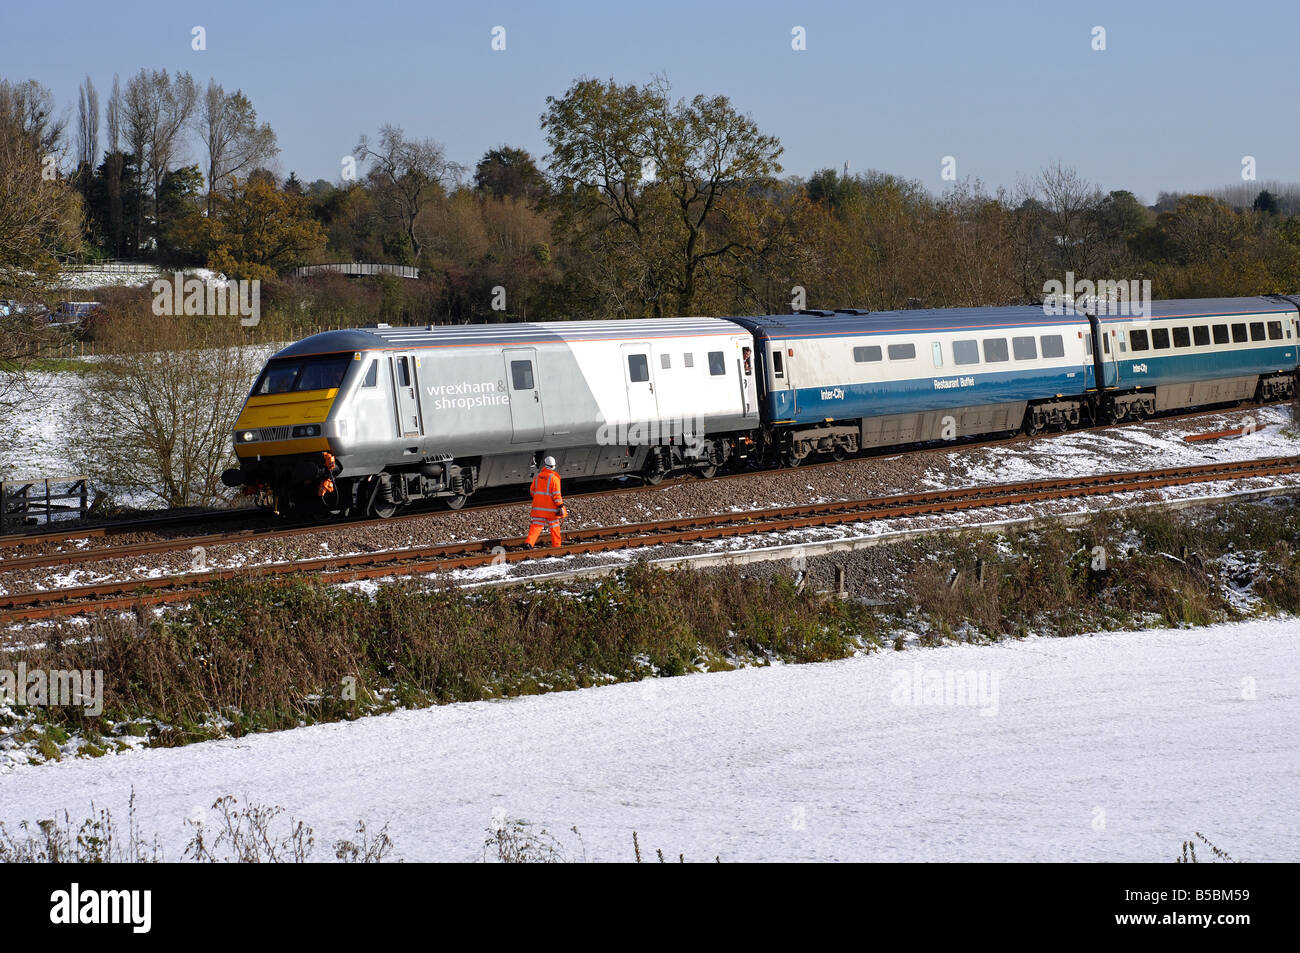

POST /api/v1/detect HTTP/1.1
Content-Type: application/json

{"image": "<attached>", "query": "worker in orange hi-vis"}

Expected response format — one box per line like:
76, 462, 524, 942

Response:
524, 455, 566, 548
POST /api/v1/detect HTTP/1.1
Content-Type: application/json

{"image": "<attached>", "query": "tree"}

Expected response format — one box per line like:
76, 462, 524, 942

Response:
474, 146, 546, 203
203, 177, 326, 279
123, 69, 198, 249
75, 76, 99, 173
70, 317, 263, 507
0, 79, 82, 412
541, 76, 783, 316
355, 125, 463, 260
197, 81, 278, 216
1252, 189, 1279, 215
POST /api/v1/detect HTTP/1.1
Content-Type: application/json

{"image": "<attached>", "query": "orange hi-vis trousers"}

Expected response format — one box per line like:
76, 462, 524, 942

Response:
525, 467, 564, 547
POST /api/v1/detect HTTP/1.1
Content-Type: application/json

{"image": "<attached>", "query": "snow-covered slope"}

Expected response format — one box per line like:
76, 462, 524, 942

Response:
1, 618, 1295, 861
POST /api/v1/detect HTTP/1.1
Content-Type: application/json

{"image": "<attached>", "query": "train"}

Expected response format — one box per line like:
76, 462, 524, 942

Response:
221, 295, 1300, 517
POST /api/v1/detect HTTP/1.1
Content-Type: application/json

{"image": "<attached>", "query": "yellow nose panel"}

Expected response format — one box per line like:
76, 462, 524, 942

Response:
236, 389, 338, 428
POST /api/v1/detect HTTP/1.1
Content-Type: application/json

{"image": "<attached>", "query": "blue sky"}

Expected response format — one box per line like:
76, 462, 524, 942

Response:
4, 0, 1298, 202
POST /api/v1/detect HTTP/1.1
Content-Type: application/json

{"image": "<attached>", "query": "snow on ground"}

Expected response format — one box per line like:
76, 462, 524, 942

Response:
924, 404, 1297, 487
1, 618, 1295, 861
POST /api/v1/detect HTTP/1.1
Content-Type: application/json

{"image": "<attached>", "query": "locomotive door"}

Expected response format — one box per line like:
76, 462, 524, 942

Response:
503, 347, 544, 443
1086, 315, 1119, 389
621, 343, 659, 423
392, 353, 423, 438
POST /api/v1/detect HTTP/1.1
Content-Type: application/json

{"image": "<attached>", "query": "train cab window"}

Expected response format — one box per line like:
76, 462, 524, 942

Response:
708, 351, 726, 376
1268, 320, 1284, 340
362, 360, 378, 387
1129, 329, 1149, 351
887, 343, 916, 361
510, 359, 535, 390
853, 345, 882, 363
1213, 324, 1230, 345
1193, 326, 1210, 347
255, 355, 353, 394
1231, 323, 1248, 342
1250, 322, 1266, 341
660, 353, 672, 370
1151, 328, 1170, 350
1012, 336, 1037, 361
627, 353, 650, 382
396, 357, 411, 388
1040, 335, 1065, 359
982, 338, 1009, 363
953, 340, 979, 365
1172, 327, 1191, 348
683, 353, 694, 368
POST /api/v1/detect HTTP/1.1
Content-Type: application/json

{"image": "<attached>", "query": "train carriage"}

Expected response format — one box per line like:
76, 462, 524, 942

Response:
225, 318, 760, 515
226, 295, 1300, 516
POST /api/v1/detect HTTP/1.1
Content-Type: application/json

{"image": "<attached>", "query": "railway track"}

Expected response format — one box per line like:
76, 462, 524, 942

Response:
3, 455, 1297, 624
0, 400, 1287, 562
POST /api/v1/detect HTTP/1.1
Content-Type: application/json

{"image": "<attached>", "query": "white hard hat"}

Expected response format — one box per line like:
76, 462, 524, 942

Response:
543, 456, 556, 469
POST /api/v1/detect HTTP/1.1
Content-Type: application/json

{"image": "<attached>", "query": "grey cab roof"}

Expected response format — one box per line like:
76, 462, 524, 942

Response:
729, 296, 1300, 341
273, 317, 744, 359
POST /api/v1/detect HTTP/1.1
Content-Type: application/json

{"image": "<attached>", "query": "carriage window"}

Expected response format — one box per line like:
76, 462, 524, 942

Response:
1084, 333, 1093, 357
982, 338, 1009, 363
769, 349, 783, 379
1193, 326, 1210, 347
709, 351, 726, 376
887, 343, 916, 361
1012, 336, 1038, 361
1129, 329, 1149, 351
953, 340, 979, 365
1250, 322, 1266, 341
660, 353, 671, 370
853, 345, 882, 363
683, 353, 694, 368
1268, 320, 1283, 340
362, 360, 378, 387
1102, 333, 1111, 354
1152, 328, 1170, 349
1040, 335, 1065, 359
1213, 324, 1230, 344
1231, 323, 1248, 342
627, 353, 650, 382
1172, 327, 1191, 348
510, 360, 534, 390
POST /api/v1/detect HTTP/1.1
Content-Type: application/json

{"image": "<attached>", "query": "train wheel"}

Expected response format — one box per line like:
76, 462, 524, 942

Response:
643, 469, 665, 486
783, 451, 803, 468
832, 447, 847, 462
444, 493, 469, 510
696, 464, 718, 479
368, 499, 398, 519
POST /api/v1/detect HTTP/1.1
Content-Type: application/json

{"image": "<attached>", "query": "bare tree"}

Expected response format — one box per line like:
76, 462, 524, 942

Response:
103, 74, 127, 254
75, 75, 99, 171
355, 125, 463, 260
198, 80, 278, 215
70, 318, 263, 507
123, 69, 198, 248
0, 79, 67, 159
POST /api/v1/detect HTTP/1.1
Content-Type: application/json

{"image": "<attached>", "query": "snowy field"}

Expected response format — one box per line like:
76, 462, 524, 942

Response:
1, 618, 1295, 862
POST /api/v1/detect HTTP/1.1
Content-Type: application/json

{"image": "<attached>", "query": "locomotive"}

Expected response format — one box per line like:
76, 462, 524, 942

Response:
221, 296, 1300, 517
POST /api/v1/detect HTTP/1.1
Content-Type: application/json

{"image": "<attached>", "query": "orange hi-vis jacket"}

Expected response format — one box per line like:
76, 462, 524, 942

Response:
528, 467, 564, 526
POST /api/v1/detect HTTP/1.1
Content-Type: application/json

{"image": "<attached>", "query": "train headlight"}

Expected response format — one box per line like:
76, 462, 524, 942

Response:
292, 424, 321, 438
239, 430, 255, 443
